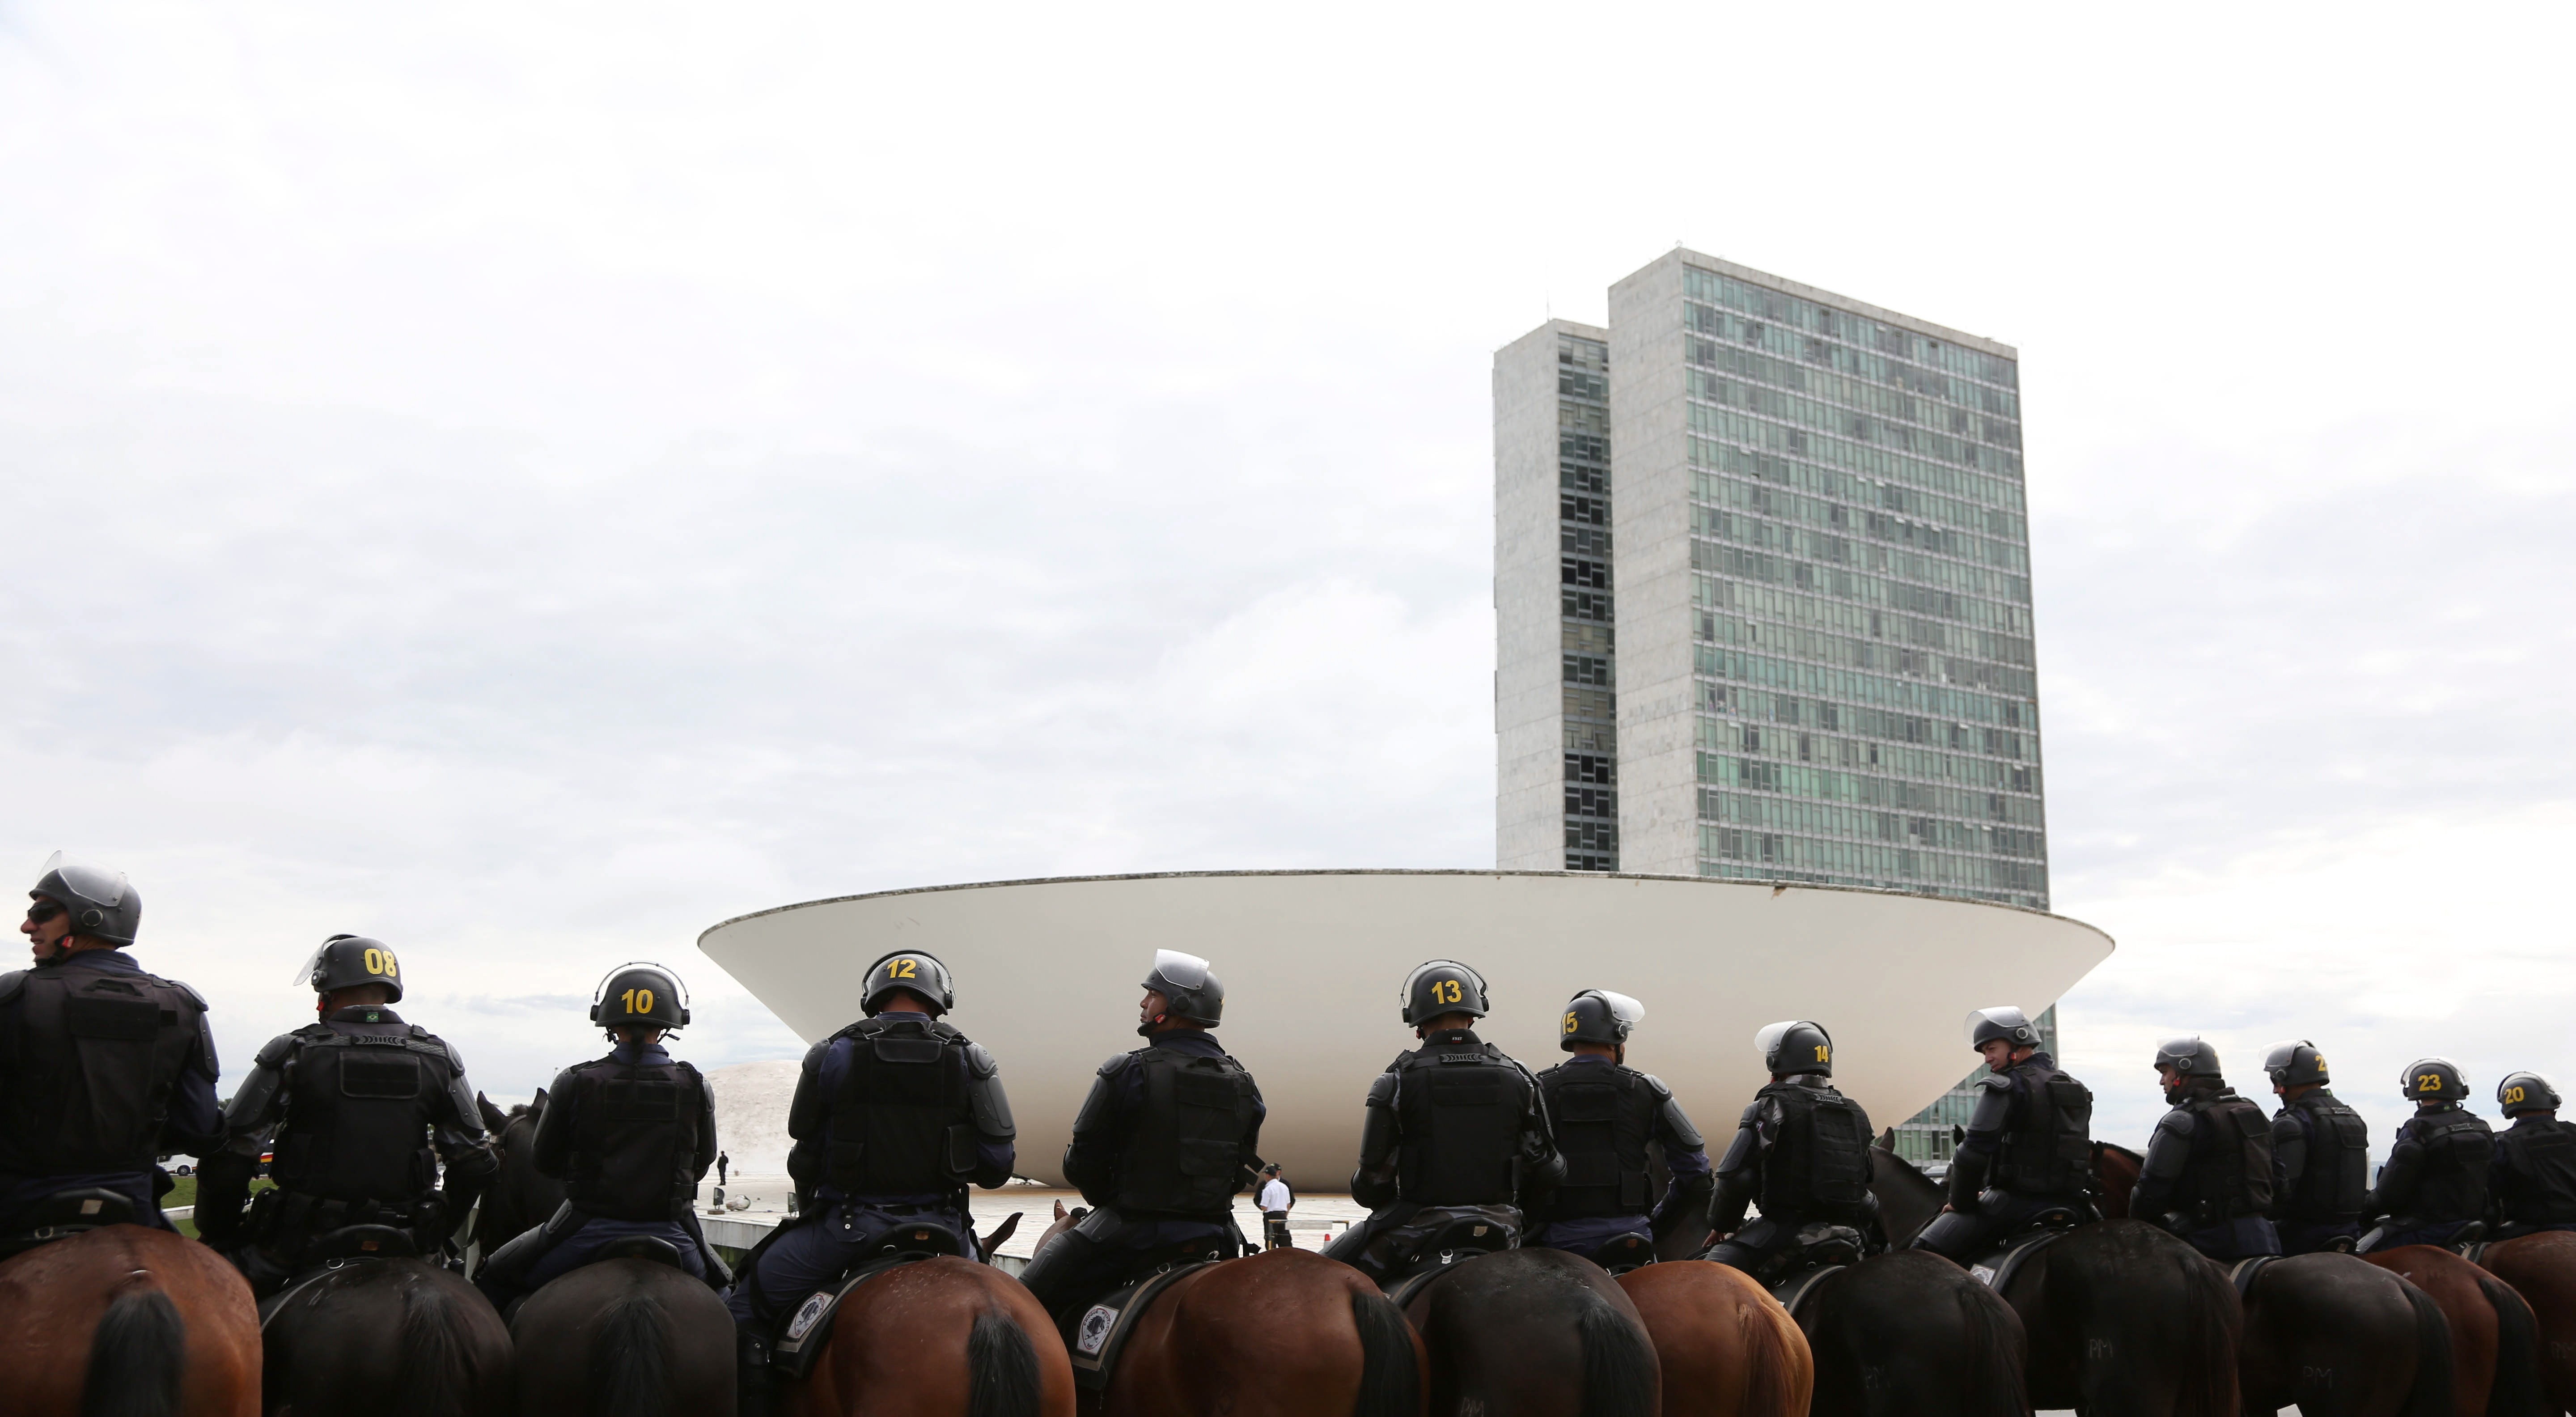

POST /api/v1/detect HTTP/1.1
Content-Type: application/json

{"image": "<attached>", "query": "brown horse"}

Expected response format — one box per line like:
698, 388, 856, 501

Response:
2362, 1245, 2546, 1417
788, 1255, 1071, 1417
511, 1256, 737, 1417
263, 1255, 513, 1416
1019, 1205, 1421, 1417
1788, 1248, 2029, 1417
2472, 1231, 2576, 1411
0, 1223, 261, 1416
1614, 1260, 1810, 1416
2237, 1252, 2453, 1417
1401, 1247, 1654, 1417
471, 1092, 564, 1262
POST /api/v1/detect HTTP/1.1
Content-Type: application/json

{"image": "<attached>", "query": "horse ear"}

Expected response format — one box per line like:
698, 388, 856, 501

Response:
979, 1212, 1021, 1260
478, 1092, 509, 1135
530, 1087, 549, 1118
1053, 1199, 1069, 1222
1874, 1127, 1898, 1153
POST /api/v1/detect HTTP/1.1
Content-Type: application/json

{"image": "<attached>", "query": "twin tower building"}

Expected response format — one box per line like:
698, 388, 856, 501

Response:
1491, 249, 2053, 1164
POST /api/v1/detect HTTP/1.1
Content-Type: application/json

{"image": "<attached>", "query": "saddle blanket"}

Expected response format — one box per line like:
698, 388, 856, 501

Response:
1067, 1262, 1208, 1391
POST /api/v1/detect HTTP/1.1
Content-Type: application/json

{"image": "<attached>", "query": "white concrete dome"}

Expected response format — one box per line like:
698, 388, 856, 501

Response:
697, 870, 2114, 1188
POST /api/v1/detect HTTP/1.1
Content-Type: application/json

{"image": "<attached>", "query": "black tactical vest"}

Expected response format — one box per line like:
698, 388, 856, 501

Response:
269, 1020, 456, 1205
2398, 1107, 2493, 1224
0, 961, 203, 1176
823, 1016, 975, 1197
2170, 1090, 2275, 1222
1536, 1062, 1654, 1219
2493, 1117, 2576, 1226
564, 1054, 707, 1222
1113, 1045, 1261, 1218
1755, 1079, 1873, 1219
1394, 1039, 1531, 1206
2281, 1091, 2369, 1222
1994, 1056, 2094, 1196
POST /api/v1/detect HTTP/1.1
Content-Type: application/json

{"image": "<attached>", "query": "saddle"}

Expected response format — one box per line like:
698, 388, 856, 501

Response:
2227, 1254, 2282, 1302
1377, 1206, 1520, 1309
0, 1188, 140, 1263
1746, 1222, 1868, 1320
1062, 1238, 1233, 1391
770, 1219, 973, 1382
257, 1228, 424, 1331
1589, 1232, 1657, 1277
1963, 1224, 2067, 1292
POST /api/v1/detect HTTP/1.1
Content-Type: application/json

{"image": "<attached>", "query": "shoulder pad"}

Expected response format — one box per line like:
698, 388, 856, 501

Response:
0, 970, 25, 1005
169, 979, 209, 1009
1387, 1050, 1418, 1072
1974, 1071, 2013, 1093
423, 1034, 464, 1071
676, 1060, 703, 1083
964, 1043, 1000, 1078
1735, 1099, 1763, 1125
1097, 1051, 1135, 1077
1366, 1072, 1399, 1106
1635, 1071, 1674, 1099
256, 1031, 306, 1069
2153, 1108, 2198, 1137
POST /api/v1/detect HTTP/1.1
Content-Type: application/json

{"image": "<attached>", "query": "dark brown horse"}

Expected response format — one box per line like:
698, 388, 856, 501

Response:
1020, 1204, 1419, 1417
788, 1254, 1070, 1417
472, 1091, 564, 1262
511, 1256, 737, 1417
0, 1223, 261, 1416
1788, 1247, 2029, 1417
2472, 1230, 2576, 1411
2362, 1245, 2546, 1417
262, 1253, 513, 1416
1871, 1144, 2240, 1415
1614, 1257, 1811, 1416
1400, 1247, 1654, 1417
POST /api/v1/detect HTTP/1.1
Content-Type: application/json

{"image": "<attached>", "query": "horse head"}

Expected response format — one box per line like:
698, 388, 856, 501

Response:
472, 1090, 565, 1252
2090, 1142, 2141, 1219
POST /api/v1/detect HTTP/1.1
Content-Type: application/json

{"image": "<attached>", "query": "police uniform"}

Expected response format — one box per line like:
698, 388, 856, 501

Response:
723, 1008, 1016, 1330
2363, 1059, 2492, 1252
2271, 1088, 2368, 1254
2487, 1073, 2576, 1239
1704, 1073, 1874, 1274
2131, 1060, 2280, 1261
1318, 967, 1563, 1285
198, 972, 498, 1294
1911, 1031, 2094, 1263
1528, 1054, 1710, 1260
0, 946, 223, 1236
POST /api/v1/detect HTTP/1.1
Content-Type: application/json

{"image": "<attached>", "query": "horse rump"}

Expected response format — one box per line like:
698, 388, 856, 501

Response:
1952, 1277, 2029, 1417
586, 1290, 673, 1417
1576, 1290, 1657, 1417
398, 1270, 505, 1417
966, 1304, 1042, 1417
2473, 1269, 2546, 1417
2398, 1277, 2457, 1417
81, 1286, 185, 1417
1349, 1287, 1420, 1417
2169, 1241, 2241, 1417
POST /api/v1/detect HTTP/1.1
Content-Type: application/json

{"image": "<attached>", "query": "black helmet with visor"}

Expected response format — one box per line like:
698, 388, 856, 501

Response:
1560, 990, 1645, 1051
861, 950, 957, 1016
294, 933, 404, 1003
29, 852, 140, 947
1401, 959, 1490, 1025
1139, 949, 1223, 1031
593, 962, 690, 1032
1757, 1019, 1835, 1077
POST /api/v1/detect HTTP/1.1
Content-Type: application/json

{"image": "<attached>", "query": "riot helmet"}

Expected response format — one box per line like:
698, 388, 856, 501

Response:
861, 950, 956, 1016
1756, 1019, 1834, 1077
1400, 959, 1490, 1026
2497, 1072, 2561, 1117
293, 933, 404, 1003
1139, 949, 1223, 1028
2400, 1057, 2469, 1104
592, 962, 690, 1032
2153, 1035, 2222, 1079
1964, 1005, 2039, 1051
1560, 990, 1645, 1051
2262, 1040, 2330, 1089
29, 852, 140, 946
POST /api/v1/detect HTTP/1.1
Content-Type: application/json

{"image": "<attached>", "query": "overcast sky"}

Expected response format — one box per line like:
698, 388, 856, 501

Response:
3, 3, 2571, 1159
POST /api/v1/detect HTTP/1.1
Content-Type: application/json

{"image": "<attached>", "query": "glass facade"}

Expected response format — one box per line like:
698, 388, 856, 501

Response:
1559, 332, 1618, 872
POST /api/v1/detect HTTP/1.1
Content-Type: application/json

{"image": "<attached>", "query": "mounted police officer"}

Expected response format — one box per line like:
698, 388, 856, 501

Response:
728, 949, 1017, 1412
1702, 1020, 1876, 1278
2486, 1072, 2576, 1239
194, 934, 499, 1295
0, 854, 222, 1244
2262, 1040, 2368, 1254
1912, 1005, 2095, 1262
1525, 990, 1711, 1267
2130, 1037, 2279, 1261
2361, 1057, 2493, 1252
1019, 950, 1264, 1323
475, 963, 726, 1312
1321, 959, 1563, 1284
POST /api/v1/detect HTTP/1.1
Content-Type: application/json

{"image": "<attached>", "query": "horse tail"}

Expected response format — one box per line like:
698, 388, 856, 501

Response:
1953, 1280, 2030, 1417
585, 1290, 672, 1417
80, 1286, 185, 1417
1348, 1288, 1419, 1417
2474, 1269, 2546, 1417
397, 1274, 491, 1417
2169, 1251, 2240, 1417
1575, 1289, 1657, 1417
1732, 1291, 1809, 1417
965, 1305, 1042, 1417
2401, 1277, 2457, 1417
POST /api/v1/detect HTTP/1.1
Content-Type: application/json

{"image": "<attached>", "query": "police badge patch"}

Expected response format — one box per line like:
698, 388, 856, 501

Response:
785, 1290, 833, 1343
1076, 1304, 1116, 1356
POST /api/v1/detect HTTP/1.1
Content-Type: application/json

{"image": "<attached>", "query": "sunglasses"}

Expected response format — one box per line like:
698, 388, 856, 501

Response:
24, 899, 63, 925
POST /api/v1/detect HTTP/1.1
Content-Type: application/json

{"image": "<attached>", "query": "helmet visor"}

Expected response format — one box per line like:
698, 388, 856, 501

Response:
39, 851, 127, 908
1149, 950, 1209, 990
288, 942, 329, 988
2261, 1040, 2309, 1075
1754, 1019, 1801, 1054
1593, 991, 1645, 1028
1963, 1005, 2029, 1044
602, 962, 689, 1010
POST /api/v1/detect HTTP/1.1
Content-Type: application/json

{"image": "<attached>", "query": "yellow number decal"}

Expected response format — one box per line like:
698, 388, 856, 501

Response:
1814, 1044, 1830, 1063
363, 947, 396, 978
890, 959, 918, 979
2418, 1073, 2442, 1092
1563, 1011, 1579, 1034
1434, 979, 1463, 1005
621, 987, 655, 1014
2507, 1085, 2527, 1106
2312, 1054, 2326, 1073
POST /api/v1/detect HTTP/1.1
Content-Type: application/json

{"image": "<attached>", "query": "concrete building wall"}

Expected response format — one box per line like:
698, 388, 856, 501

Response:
1607, 253, 1699, 876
